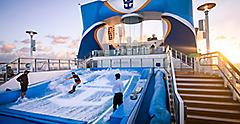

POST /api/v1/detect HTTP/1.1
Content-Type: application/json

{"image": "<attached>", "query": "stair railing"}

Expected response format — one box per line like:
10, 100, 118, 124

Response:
170, 47, 194, 68
166, 47, 185, 124
198, 52, 240, 101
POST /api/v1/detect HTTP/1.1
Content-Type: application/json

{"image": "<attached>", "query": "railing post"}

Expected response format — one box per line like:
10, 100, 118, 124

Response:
180, 52, 183, 61
68, 60, 71, 69
141, 58, 143, 67
190, 58, 193, 67
223, 68, 228, 87
185, 55, 188, 65
130, 59, 132, 67
91, 60, 93, 68
48, 59, 50, 71
101, 60, 103, 68
232, 76, 237, 101
175, 50, 178, 59
34, 59, 37, 72
59, 60, 61, 70
18, 58, 20, 74
194, 58, 198, 73
192, 58, 195, 70
4, 64, 8, 81
110, 59, 112, 68
152, 58, 154, 67
163, 58, 166, 69
120, 59, 122, 68
76, 59, 79, 68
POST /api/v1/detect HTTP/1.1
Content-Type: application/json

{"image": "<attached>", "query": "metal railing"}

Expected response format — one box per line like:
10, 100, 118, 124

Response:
87, 57, 166, 68
90, 46, 166, 58
198, 52, 240, 101
171, 48, 194, 68
0, 57, 83, 83
167, 48, 185, 124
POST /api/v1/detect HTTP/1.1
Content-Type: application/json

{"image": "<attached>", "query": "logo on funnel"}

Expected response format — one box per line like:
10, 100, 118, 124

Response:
123, 0, 133, 9
104, 0, 150, 14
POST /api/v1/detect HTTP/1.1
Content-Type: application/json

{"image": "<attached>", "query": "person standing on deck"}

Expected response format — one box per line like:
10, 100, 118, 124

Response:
16, 70, 30, 98
112, 73, 124, 112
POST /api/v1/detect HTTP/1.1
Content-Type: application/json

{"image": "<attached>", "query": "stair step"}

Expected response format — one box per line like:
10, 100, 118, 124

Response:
171, 71, 240, 123
184, 100, 240, 106
175, 71, 217, 76
178, 88, 232, 95
187, 107, 240, 120
180, 93, 234, 102
172, 83, 226, 89
176, 75, 222, 79
185, 99, 240, 110
187, 115, 240, 124
176, 78, 223, 83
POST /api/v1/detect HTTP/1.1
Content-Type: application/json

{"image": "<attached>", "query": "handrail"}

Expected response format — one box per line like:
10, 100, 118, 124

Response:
129, 68, 154, 124
0, 57, 83, 83
167, 48, 185, 124
38, 61, 48, 71
90, 46, 166, 58
199, 51, 240, 100
170, 47, 194, 68
200, 52, 240, 76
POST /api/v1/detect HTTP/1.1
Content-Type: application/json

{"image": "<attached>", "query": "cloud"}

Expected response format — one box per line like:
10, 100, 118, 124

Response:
0, 53, 17, 63
20, 39, 30, 44
18, 47, 30, 53
46, 35, 70, 44
53, 50, 76, 59
68, 39, 80, 49
66, 51, 76, 59
28, 49, 76, 60
14, 47, 30, 57
37, 45, 53, 52
36, 40, 42, 45
15, 39, 42, 45
34, 52, 56, 59
0, 43, 16, 53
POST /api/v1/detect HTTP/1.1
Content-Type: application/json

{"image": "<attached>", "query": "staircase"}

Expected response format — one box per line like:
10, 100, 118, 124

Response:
175, 71, 240, 124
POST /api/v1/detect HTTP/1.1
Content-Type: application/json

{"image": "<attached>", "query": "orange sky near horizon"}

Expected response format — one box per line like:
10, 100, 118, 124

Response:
194, 0, 240, 64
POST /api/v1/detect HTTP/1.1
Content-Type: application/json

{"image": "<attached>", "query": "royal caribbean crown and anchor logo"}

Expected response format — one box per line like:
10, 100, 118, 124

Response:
123, 0, 133, 9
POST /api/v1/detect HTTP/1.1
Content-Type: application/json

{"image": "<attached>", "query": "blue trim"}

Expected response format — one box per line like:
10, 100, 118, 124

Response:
0, 108, 86, 124
134, 71, 156, 123
77, 24, 104, 59
0, 81, 51, 105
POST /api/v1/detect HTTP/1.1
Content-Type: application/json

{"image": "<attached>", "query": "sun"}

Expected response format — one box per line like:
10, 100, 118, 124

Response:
210, 38, 240, 64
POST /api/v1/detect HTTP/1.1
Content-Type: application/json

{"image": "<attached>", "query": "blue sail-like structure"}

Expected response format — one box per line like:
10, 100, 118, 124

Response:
78, 0, 196, 59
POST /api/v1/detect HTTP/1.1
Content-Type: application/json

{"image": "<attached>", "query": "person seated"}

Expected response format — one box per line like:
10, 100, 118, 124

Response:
7, 66, 14, 78
150, 44, 155, 54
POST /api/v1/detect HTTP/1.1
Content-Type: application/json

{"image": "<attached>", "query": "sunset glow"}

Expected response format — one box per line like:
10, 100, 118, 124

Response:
211, 38, 240, 64
0, 0, 240, 65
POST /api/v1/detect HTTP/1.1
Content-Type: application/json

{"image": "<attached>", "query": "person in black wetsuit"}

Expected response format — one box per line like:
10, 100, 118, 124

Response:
16, 70, 30, 98
66, 72, 81, 93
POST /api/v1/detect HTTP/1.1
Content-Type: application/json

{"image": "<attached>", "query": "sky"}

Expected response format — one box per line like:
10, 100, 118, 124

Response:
0, 0, 240, 63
